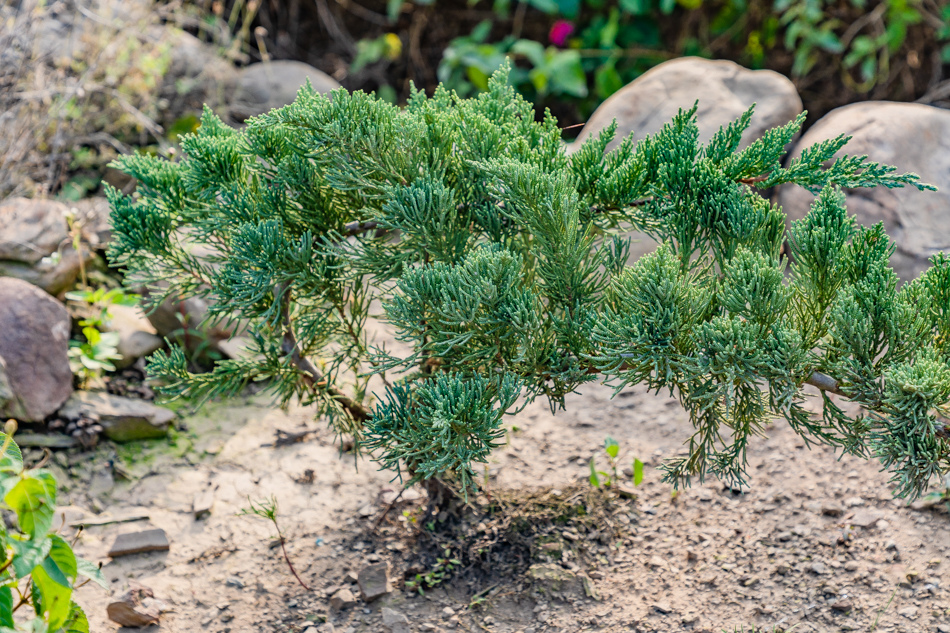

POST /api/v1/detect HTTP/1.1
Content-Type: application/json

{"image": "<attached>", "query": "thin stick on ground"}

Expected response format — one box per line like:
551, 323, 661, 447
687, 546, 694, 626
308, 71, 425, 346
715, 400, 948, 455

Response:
239, 496, 311, 591
372, 487, 406, 530
871, 585, 899, 631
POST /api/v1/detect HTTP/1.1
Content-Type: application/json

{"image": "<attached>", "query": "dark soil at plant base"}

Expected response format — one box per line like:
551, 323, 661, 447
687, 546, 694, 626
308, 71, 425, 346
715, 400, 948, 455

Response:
53, 377, 950, 633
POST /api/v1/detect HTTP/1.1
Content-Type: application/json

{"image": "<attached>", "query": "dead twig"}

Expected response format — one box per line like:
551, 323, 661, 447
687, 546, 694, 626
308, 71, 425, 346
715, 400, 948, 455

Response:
372, 488, 406, 530
69, 514, 150, 528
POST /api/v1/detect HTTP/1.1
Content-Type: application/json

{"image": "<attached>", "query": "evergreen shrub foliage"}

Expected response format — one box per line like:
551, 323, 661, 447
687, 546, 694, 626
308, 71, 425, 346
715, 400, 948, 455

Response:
108, 64, 948, 499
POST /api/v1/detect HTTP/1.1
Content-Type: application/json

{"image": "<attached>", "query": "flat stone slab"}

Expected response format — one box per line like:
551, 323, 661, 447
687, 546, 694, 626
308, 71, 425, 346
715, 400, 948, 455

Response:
13, 432, 78, 449
108, 528, 170, 558
59, 391, 174, 442
848, 509, 883, 528
357, 562, 391, 601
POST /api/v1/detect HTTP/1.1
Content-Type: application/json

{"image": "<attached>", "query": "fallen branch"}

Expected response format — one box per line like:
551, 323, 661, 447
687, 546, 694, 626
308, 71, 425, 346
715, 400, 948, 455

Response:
69, 514, 150, 528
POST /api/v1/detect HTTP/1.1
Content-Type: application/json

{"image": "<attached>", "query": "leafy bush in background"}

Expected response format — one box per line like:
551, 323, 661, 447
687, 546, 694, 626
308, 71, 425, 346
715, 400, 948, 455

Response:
0, 2, 175, 199
349, 0, 950, 121
0, 428, 106, 632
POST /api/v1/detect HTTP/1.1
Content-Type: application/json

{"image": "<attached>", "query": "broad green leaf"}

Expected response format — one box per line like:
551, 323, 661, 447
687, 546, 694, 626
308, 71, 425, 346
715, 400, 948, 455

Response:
594, 63, 623, 99
32, 564, 72, 630
81, 327, 100, 346
76, 558, 108, 590
527, 0, 559, 14
604, 436, 619, 459
555, 0, 580, 18
4, 471, 56, 538
386, 0, 401, 22
27, 619, 49, 633
0, 620, 47, 633
546, 50, 587, 98
599, 9, 619, 47
589, 457, 601, 488
618, 0, 650, 15
528, 67, 550, 94
0, 434, 23, 474
63, 602, 89, 633
470, 19, 493, 42
510, 39, 546, 68
40, 536, 77, 588
466, 66, 490, 92
0, 585, 13, 628
10, 536, 52, 579
633, 458, 644, 486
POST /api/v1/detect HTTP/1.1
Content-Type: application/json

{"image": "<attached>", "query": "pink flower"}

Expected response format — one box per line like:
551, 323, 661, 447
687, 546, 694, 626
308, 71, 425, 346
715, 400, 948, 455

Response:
549, 20, 575, 48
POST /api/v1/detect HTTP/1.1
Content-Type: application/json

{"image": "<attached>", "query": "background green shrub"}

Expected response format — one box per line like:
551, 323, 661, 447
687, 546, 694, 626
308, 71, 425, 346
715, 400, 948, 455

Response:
201, 0, 950, 128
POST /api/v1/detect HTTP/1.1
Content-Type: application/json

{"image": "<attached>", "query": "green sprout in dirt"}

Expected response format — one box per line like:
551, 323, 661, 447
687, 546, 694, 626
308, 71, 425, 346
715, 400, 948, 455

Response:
404, 547, 462, 595
922, 473, 950, 512
589, 436, 644, 489
109, 62, 948, 507
239, 496, 310, 591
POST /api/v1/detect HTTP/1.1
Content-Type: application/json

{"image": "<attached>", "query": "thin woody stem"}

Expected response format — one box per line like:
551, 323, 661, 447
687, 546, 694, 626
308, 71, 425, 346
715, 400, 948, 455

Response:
276, 284, 371, 423
803, 371, 845, 396
342, 219, 380, 236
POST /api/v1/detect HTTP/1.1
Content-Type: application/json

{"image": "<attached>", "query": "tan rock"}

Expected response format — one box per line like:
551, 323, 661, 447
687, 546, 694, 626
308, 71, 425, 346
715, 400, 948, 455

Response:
571, 57, 803, 154
776, 102, 950, 282
0, 278, 72, 421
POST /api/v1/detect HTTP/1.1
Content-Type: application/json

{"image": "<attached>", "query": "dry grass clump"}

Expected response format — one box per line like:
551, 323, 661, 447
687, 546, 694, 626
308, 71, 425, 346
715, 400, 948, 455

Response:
0, 1, 183, 199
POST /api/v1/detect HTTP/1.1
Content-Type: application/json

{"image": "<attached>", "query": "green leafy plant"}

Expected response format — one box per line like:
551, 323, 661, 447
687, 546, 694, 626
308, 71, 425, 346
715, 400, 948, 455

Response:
404, 547, 463, 594
67, 327, 122, 387
65, 287, 141, 387
0, 425, 107, 632
238, 496, 310, 591
589, 437, 645, 488
430, 0, 948, 118
439, 22, 589, 100
108, 63, 948, 509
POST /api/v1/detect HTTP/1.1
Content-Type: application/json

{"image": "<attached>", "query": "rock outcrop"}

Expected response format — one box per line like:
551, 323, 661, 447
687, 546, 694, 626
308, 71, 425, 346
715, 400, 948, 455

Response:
230, 60, 340, 121
776, 102, 950, 282
571, 57, 803, 153
0, 277, 73, 421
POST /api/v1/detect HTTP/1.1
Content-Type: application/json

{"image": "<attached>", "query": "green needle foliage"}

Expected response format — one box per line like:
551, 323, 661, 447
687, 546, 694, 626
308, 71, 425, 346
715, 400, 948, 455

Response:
107, 62, 948, 500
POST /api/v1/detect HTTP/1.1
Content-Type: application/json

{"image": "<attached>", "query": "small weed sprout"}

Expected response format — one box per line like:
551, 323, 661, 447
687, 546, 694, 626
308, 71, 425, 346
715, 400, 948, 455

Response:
404, 547, 462, 595
589, 436, 644, 489
239, 496, 311, 591
922, 474, 950, 511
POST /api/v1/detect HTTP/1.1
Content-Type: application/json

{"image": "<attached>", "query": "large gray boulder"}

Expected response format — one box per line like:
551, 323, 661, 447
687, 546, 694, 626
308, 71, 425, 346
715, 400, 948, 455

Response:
0, 198, 95, 296
58, 391, 174, 442
0, 278, 73, 422
571, 57, 803, 153
776, 102, 950, 282
155, 28, 240, 127
570, 57, 803, 265
106, 305, 163, 369
230, 60, 340, 121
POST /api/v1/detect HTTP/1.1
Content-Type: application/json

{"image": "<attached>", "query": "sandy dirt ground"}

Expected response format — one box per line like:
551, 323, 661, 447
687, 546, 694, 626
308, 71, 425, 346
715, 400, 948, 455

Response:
50, 379, 950, 633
